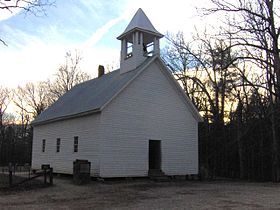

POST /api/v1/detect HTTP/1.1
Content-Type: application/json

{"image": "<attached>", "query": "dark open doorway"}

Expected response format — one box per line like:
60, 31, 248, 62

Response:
149, 140, 161, 170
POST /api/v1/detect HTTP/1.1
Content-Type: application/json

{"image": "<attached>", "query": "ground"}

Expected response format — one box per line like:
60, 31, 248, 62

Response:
1, 177, 280, 210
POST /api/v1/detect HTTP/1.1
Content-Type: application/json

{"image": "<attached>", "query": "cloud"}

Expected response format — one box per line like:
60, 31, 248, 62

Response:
0, 23, 69, 87
0, 0, 218, 89
81, 15, 125, 49
0, 0, 28, 21
80, 46, 120, 77
0, 43, 66, 88
0, 1, 126, 88
0, 13, 123, 88
78, 0, 103, 15
121, 0, 216, 39
1, 24, 40, 49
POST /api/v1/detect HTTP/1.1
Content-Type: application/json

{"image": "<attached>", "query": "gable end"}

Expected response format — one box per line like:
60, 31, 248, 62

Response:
154, 58, 203, 122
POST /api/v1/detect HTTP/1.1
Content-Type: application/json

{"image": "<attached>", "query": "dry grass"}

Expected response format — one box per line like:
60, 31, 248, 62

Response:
0, 173, 48, 190
1, 177, 280, 209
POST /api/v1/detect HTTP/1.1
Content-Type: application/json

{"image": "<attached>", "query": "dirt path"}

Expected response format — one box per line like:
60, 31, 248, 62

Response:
1, 177, 280, 209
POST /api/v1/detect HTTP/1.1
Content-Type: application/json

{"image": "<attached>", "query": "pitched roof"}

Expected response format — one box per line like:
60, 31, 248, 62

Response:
32, 56, 203, 126
117, 8, 163, 40
32, 57, 154, 126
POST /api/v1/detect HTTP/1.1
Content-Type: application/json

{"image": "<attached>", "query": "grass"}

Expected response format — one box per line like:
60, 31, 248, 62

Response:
0, 173, 49, 191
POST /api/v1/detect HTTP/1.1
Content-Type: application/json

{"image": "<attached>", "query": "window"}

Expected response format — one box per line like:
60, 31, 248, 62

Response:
144, 42, 154, 57
56, 138, 61, 153
126, 41, 133, 58
42, 139, 46, 153
74, 136, 78, 152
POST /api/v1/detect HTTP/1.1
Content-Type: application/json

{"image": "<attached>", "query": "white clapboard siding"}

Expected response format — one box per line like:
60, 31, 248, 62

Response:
99, 61, 198, 177
120, 45, 146, 74
32, 114, 101, 176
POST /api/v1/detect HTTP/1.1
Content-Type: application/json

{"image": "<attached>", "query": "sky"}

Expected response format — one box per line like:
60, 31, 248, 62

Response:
0, 0, 215, 88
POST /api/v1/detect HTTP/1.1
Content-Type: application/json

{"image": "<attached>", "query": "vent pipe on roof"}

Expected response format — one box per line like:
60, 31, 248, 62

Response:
98, 65, 105, 78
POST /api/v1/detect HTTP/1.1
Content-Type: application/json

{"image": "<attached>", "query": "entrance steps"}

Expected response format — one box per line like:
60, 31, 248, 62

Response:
148, 169, 169, 181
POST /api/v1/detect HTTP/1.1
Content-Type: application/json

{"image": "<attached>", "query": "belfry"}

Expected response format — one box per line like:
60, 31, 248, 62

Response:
117, 8, 163, 74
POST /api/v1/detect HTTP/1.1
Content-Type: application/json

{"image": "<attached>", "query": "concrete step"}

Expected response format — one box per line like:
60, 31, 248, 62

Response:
148, 169, 170, 181
150, 175, 170, 182
148, 169, 165, 176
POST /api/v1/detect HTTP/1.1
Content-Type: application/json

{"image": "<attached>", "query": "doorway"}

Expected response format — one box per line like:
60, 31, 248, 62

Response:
149, 140, 161, 170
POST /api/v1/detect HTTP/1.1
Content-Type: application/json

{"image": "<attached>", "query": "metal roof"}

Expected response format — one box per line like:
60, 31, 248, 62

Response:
32, 56, 203, 126
32, 58, 153, 125
117, 8, 163, 40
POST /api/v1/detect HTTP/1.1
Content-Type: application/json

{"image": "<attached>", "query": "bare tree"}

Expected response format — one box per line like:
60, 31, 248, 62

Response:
163, 32, 239, 124
204, 0, 280, 182
0, 0, 54, 14
163, 31, 244, 179
0, 0, 55, 46
0, 87, 10, 127
49, 50, 92, 101
0, 86, 11, 164
13, 82, 51, 119
163, 31, 275, 179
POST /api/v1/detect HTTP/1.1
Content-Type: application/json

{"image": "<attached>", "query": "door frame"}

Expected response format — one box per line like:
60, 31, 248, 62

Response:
148, 140, 162, 170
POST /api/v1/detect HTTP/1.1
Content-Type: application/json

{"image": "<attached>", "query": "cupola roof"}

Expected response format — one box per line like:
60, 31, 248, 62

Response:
117, 8, 163, 40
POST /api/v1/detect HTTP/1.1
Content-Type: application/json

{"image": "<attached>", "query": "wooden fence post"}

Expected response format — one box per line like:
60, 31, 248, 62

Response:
44, 169, 47, 184
8, 163, 13, 187
49, 168, 53, 185
9, 170, 12, 187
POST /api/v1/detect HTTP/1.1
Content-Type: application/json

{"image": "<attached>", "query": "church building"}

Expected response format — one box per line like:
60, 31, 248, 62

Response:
31, 8, 202, 178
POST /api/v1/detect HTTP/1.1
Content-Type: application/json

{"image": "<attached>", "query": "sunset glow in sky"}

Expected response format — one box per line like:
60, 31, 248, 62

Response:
0, 0, 214, 88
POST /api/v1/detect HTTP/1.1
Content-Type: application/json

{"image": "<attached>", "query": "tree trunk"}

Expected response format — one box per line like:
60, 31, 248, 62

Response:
236, 100, 245, 179
259, 124, 264, 180
271, 105, 280, 182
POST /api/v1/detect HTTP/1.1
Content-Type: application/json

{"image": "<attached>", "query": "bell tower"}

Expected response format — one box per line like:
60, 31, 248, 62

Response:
117, 8, 163, 74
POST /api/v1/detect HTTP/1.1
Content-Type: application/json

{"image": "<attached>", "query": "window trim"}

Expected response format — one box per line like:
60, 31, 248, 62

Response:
42, 139, 46, 153
56, 138, 61, 153
74, 136, 78, 153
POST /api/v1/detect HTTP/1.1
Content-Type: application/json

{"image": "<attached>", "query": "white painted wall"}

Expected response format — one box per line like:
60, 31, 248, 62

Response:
32, 60, 199, 178
99, 61, 198, 177
32, 114, 101, 176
